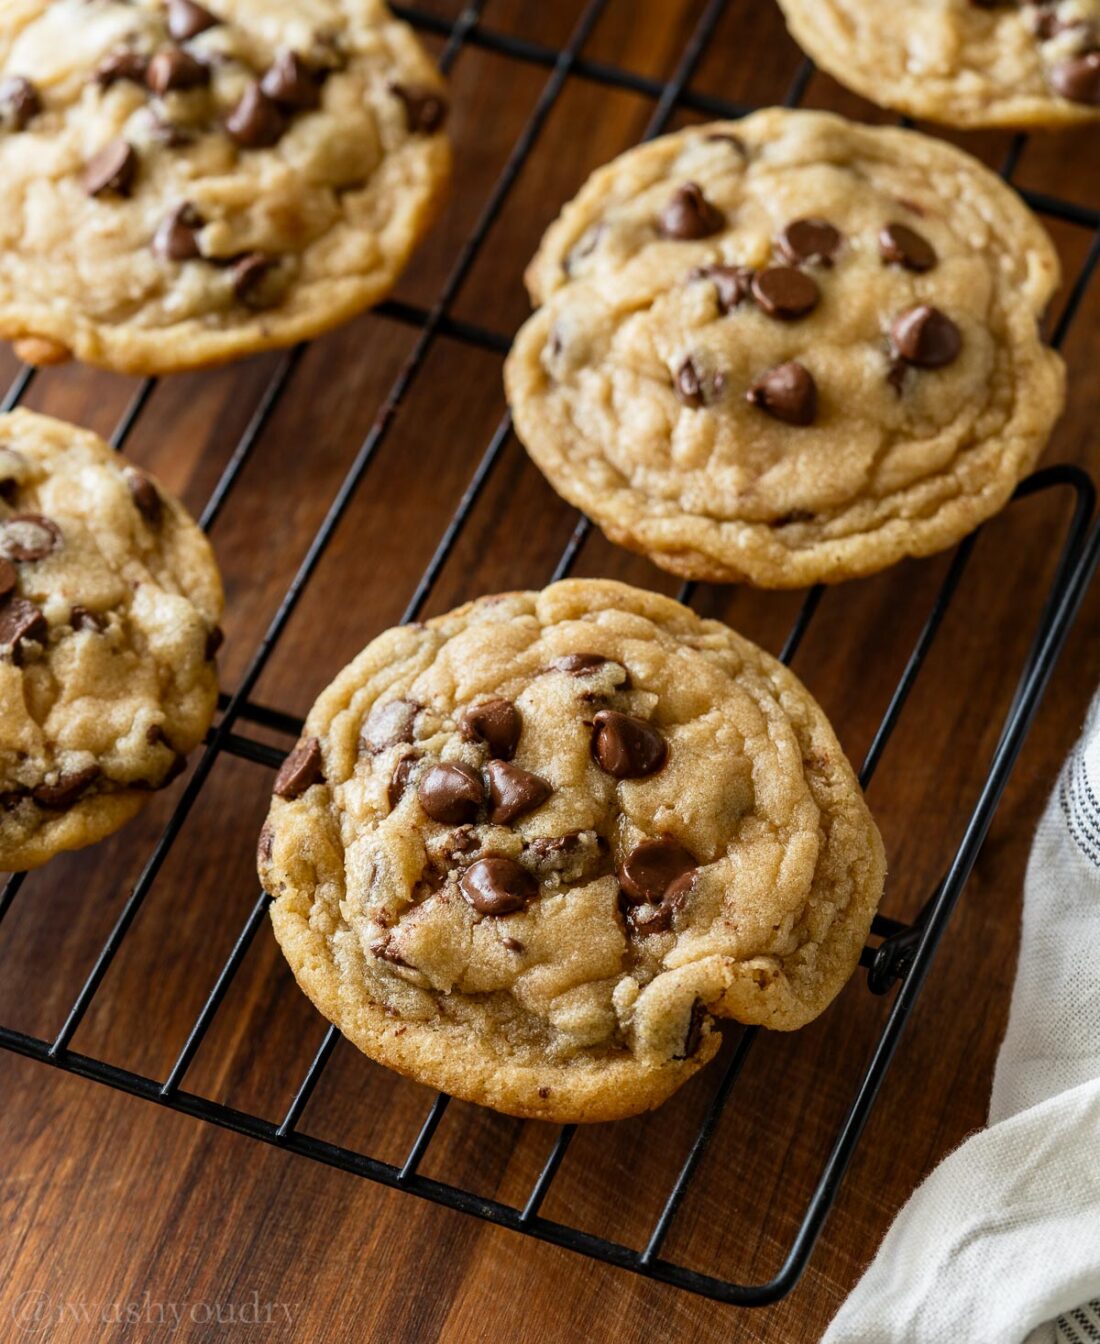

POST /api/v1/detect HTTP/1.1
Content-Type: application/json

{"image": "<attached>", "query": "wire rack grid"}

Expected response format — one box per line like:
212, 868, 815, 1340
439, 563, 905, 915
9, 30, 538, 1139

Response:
2, 0, 1100, 1309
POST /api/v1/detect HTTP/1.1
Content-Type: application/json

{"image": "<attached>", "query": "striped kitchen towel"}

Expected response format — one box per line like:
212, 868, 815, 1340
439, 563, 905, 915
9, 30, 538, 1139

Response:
824, 695, 1100, 1344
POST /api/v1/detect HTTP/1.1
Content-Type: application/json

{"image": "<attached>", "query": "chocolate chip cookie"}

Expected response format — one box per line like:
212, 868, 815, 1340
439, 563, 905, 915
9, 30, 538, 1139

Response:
504, 111, 1065, 587
259, 580, 885, 1123
0, 0, 450, 374
0, 409, 223, 871
777, 0, 1100, 128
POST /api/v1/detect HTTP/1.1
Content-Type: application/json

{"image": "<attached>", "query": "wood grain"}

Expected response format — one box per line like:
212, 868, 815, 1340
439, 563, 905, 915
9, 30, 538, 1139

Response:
2, 1, 1099, 1340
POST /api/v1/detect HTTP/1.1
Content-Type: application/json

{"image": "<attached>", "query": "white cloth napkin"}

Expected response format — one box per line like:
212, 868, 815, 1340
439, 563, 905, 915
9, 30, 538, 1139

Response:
824, 696, 1100, 1344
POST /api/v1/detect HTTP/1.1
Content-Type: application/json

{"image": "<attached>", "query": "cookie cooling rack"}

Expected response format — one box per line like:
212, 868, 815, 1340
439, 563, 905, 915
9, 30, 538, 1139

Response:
2, 0, 1100, 1310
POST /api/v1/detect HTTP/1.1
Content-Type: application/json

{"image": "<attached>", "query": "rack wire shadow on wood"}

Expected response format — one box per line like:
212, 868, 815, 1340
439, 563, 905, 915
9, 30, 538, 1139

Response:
2, 0, 1100, 1308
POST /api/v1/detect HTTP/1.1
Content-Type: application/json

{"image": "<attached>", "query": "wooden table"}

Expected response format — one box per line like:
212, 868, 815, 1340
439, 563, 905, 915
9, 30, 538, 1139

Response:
2, 2, 1098, 1340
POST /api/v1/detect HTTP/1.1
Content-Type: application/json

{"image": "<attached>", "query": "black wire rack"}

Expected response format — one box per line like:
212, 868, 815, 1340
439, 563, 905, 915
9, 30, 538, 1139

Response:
3, 0, 1100, 1309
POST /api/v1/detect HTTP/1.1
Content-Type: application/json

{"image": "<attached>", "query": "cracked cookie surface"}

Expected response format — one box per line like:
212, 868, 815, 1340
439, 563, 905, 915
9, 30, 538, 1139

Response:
259, 580, 885, 1123
0, 409, 223, 871
777, 0, 1100, 129
0, 0, 449, 374
504, 111, 1065, 588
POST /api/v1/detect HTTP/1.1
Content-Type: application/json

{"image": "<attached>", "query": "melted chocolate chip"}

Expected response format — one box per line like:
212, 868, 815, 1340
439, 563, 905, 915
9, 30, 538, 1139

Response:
361, 699, 418, 753
125, 470, 162, 525
778, 217, 842, 266
387, 752, 420, 809
231, 252, 276, 305
890, 305, 962, 368
486, 760, 552, 825
70, 605, 105, 633
389, 82, 448, 133
631, 868, 696, 933
1049, 52, 1100, 105
674, 998, 707, 1060
417, 762, 484, 825
274, 736, 324, 799
153, 202, 204, 261
204, 624, 224, 660
261, 51, 321, 110
879, 222, 937, 272
591, 710, 668, 779
459, 856, 537, 916
690, 262, 754, 313
674, 357, 725, 408
459, 699, 521, 760
225, 84, 287, 148
95, 49, 149, 87
501, 935, 525, 953
0, 597, 47, 661
257, 821, 273, 866
618, 836, 697, 905
658, 182, 724, 240
81, 139, 138, 197
551, 652, 609, 675
32, 765, 100, 809
146, 47, 209, 95
0, 558, 16, 600
0, 76, 41, 130
1, 514, 61, 562
168, 0, 220, 41
751, 266, 819, 320
746, 361, 817, 426
371, 936, 412, 968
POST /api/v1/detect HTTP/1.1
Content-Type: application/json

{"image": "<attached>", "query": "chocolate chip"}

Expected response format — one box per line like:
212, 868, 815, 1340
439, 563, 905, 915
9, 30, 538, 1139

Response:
148, 112, 195, 147
591, 710, 667, 779
257, 821, 273, 866
690, 262, 754, 313
168, 0, 220, 41
146, 47, 209, 95
746, 361, 817, 426
389, 82, 447, 133
261, 51, 321, 110
778, 217, 842, 267
879, 222, 937, 272
502, 935, 524, 952
1048, 52, 1100, 105
153, 202, 204, 261
146, 723, 167, 746
890, 305, 962, 368
371, 936, 412, 968
0, 558, 16, 600
0, 76, 41, 130
459, 699, 521, 760
551, 652, 609, 675
459, 856, 537, 916
225, 84, 287, 148
361, 699, 418, 753
32, 765, 100, 809
537, 1085, 550, 1099
231, 253, 276, 305
486, 760, 552, 825
418, 762, 484, 825
94, 49, 149, 87
658, 182, 724, 240
703, 131, 748, 156
81, 139, 137, 196
674, 999, 707, 1060
1, 514, 61, 561
751, 266, 819, 320
618, 836, 697, 905
70, 605, 106, 633
0, 597, 47, 661
204, 624, 224, 660
387, 752, 420, 809
674, 357, 725, 408
274, 737, 324, 799
125, 470, 162, 525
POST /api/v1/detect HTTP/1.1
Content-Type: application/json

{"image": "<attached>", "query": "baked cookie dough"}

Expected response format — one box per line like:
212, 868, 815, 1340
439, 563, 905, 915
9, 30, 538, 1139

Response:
0, 0, 450, 374
259, 580, 885, 1123
0, 409, 223, 871
777, 0, 1100, 129
504, 111, 1065, 587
